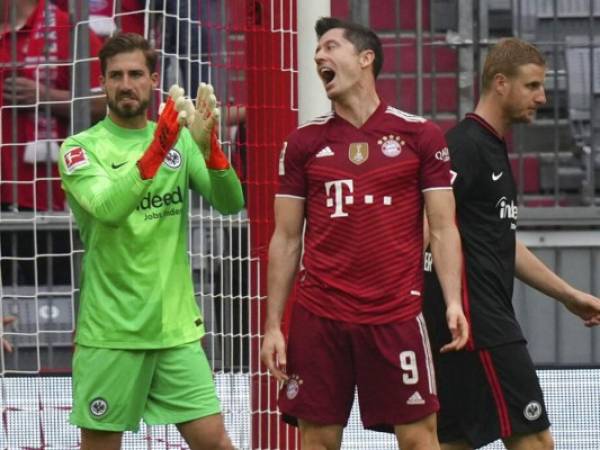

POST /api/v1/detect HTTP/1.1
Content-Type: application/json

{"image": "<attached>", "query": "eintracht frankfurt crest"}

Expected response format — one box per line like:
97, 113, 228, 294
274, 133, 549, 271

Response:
89, 397, 108, 418
348, 142, 369, 165
523, 401, 542, 421
163, 148, 182, 169
378, 135, 403, 157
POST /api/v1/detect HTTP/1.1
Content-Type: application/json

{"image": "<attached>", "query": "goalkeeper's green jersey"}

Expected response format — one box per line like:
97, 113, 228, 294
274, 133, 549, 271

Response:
59, 116, 244, 349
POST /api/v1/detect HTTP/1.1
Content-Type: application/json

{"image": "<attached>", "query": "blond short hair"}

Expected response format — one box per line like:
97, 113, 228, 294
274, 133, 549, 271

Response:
481, 37, 546, 92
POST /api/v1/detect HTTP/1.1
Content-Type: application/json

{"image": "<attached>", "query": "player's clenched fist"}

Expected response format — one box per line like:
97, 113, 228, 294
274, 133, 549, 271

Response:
137, 85, 192, 179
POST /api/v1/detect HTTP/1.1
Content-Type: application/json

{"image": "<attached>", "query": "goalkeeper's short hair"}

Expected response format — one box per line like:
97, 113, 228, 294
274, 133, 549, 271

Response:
99, 32, 157, 76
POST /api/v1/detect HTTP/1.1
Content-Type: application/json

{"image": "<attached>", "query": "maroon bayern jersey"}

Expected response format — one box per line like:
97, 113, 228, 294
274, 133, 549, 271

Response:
278, 102, 451, 325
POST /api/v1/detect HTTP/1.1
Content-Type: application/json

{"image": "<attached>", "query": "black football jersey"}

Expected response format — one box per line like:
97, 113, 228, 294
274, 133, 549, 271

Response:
423, 114, 525, 351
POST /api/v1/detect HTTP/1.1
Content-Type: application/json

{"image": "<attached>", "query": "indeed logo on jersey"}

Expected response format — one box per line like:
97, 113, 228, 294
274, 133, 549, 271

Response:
137, 186, 183, 221
496, 196, 518, 228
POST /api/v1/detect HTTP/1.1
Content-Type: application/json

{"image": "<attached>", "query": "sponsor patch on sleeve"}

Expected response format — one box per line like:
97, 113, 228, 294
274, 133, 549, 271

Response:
63, 147, 89, 173
435, 146, 450, 162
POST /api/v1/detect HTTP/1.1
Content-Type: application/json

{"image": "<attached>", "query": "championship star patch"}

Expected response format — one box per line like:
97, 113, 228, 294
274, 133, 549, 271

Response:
348, 142, 369, 165
63, 147, 89, 173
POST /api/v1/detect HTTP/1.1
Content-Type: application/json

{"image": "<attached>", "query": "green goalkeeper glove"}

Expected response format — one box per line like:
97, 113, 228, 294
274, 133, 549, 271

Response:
137, 85, 192, 179
188, 83, 230, 170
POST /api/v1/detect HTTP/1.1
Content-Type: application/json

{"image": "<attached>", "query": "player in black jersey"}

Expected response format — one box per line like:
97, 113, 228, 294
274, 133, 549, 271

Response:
423, 37, 600, 450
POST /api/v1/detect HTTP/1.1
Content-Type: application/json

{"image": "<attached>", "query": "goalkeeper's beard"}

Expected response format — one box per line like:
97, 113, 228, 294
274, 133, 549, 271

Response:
107, 97, 150, 119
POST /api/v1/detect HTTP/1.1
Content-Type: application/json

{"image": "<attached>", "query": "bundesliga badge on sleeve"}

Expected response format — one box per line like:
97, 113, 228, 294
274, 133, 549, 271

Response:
63, 147, 89, 174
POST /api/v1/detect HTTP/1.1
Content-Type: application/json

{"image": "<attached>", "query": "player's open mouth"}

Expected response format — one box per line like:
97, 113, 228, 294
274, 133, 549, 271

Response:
319, 66, 336, 85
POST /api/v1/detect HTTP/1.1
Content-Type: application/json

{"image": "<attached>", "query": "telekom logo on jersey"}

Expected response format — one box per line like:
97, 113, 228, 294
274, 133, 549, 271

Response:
325, 179, 392, 218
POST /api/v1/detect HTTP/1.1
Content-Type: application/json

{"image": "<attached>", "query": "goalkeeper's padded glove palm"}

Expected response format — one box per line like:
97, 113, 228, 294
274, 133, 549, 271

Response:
188, 83, 230, 170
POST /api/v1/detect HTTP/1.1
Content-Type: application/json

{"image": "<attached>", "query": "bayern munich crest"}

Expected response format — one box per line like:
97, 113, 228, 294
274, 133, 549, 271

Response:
163, 148, 182, 169
285, 374, 303, 400
378, 135, 404, 157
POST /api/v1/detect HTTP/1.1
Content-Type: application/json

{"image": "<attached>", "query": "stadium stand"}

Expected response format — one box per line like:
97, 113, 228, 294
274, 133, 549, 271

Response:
509, 0, 600, 204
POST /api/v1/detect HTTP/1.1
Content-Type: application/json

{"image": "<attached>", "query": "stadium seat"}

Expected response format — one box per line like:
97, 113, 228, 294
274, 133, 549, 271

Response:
381, 36, 457, 73
565, 35, 600, 157
2, 285, 73, 371
510, 154, 541, 194
376, 76, 457, 113
370, 0, 430, 31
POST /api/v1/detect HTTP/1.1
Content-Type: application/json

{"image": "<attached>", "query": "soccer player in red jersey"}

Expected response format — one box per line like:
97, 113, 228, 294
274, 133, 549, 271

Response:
261, 17, 469, 450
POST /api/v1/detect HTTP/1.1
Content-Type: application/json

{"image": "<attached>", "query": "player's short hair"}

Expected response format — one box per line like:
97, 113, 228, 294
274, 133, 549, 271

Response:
315, 17, 383, 79
481, 37, 546, 92
99, 32, 157, 75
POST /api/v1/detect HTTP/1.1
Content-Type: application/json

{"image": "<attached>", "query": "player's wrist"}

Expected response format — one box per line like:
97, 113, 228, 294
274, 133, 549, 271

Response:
558, 286, 578, 307
137, 158, 156, 180
205, 129, 230, 170
444, 300, 463, 313
264, 316, 283, 332
137, 134, 171, 179
137, 92, 188, 179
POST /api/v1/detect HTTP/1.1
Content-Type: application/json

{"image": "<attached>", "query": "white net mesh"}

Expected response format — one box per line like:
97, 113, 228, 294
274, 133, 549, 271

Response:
0, 0, 256, 447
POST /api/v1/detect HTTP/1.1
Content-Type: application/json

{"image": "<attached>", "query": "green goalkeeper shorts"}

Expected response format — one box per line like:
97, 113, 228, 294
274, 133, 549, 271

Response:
70, 341, 221, 432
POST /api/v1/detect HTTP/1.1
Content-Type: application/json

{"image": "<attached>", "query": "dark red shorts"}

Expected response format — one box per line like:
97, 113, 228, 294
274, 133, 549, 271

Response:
279, 303, 439, 432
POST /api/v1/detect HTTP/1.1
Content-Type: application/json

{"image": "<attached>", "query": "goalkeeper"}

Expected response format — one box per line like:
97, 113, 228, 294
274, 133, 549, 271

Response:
58, 33, 243, 450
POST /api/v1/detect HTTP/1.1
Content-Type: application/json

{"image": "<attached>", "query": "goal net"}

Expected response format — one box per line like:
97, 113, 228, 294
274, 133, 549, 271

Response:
0, 0, 296, 448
